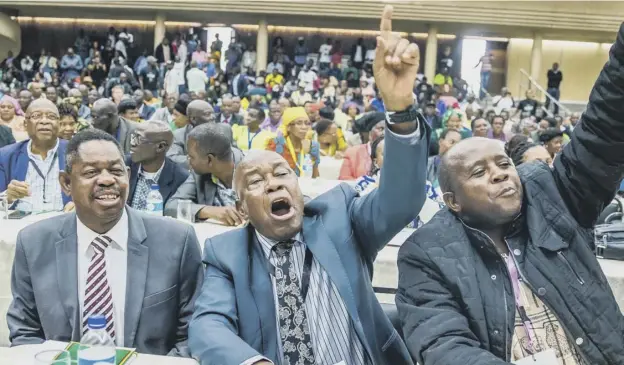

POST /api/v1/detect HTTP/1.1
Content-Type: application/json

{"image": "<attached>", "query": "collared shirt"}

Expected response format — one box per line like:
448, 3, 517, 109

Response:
77, 209, 129, 347
15, 139, 63, 212
232, 124, 275, 151
211, 175, 237, 207
250, 231, 368, 365
130, 161, 165, 210
260, 117, 282, 133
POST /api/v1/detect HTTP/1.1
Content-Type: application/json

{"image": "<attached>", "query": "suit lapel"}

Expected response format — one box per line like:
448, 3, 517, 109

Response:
302, 215, 373, 359
14, 142, 29, 181
118, 119, 129, 151
123, 208, 148, 347
54, 213, 81, 341
128, 162, 140, 204
158, 160, 174, 202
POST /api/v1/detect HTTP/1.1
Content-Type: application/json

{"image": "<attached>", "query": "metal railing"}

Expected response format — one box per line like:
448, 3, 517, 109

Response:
518, 68, 570, 117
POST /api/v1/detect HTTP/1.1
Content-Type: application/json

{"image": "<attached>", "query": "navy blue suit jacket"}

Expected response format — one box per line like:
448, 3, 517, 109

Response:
189, 119, 431, 365
126, 156, 190, 208
0, 139, 71, 205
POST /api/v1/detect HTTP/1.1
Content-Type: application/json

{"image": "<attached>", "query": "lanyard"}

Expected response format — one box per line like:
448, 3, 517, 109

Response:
28, 151, 58, 203
247, 129, 261, 150
285, 136, 304, 176
267, 245, 314, 302
503, 253, 538, 349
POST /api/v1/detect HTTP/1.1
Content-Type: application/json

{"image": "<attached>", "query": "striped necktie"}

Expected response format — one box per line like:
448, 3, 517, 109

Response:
82, 235, 116, 341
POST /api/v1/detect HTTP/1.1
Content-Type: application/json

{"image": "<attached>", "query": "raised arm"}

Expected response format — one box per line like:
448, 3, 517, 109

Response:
349, 5, 430, 259
553, 23, 624, 228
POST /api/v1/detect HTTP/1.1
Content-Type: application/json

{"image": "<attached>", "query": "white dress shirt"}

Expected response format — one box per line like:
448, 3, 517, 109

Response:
77, 209, 129, 346
15, 139, 63, 213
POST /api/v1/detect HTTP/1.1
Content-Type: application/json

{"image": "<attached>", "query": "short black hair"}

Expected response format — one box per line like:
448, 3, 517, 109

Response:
319, 106, 335, 121
58, 102, 78, 120
539, 128, 564, 144
118, 99, 137, 114
65, 129, 124, 174
187, 123, 233, 160
353, 112, 385, 134
313, 119, 334, 136
439, 128, 461, 141
247, 105, 265, 121
508, 141, 539, 166
543, 117, 558, 128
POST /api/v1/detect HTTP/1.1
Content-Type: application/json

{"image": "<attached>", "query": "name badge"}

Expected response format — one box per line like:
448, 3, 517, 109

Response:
513, 349, 558, 365
333, 362, 346, 365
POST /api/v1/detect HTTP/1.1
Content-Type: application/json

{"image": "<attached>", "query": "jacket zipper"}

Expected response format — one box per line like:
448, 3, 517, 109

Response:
557, 251, 585, 285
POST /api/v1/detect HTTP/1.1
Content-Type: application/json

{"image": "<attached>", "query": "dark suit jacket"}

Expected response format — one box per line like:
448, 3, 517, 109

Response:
0, 139, 71, 205
126, 156, 189, 209
217, 113, 243, 126
0, 124, 15, 148
7, 208, 203, 356
116, 117, 139, 154
188, 120, 431, 365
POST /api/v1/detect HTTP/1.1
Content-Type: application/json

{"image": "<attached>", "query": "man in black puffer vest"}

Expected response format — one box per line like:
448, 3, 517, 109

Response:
397, 23, 624, 365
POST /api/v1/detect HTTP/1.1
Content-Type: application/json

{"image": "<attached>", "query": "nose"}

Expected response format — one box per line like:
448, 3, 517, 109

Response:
265, 175, 285, 194
491, 166, 509, 184
96, 170, 117, 186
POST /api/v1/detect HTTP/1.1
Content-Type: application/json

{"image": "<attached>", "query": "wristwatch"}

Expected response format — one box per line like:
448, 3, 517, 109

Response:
385, 104, 419, 125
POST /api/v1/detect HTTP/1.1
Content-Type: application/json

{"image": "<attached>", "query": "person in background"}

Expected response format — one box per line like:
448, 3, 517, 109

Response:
171, 98, 190, 130
152, 92, 178, 126
132, 89, 156, 121
39, 49, 58, 81
232, 106, 275, 151
7, 128, 202, 355
546, 62, 563, 115
45, 86, 60, 105
318, 38, 332, 70
60, 47, 84, 82
298, 59, 318, 93
241, 45, 256, 75
187, 60, 209, 94
139, 57, 160, 96
492, 87, 515, 114
18, 90, 33, 113
91, 98, 138, 154
142, 90, 161, 109
338, 112, 385, 180
29, 82, 44, 100
351, 37, 367, 69
293, 36, 309, 68
515, 89, 540, 119
423, 102, 441, 130
266, 107, 320, 178
260, 100, 283, 133
291, 81, 313, 107
507, 139, 553, 167
0, 123, 14, 148
0, 95, 27, 141
21, 55, 34, 80
58, 102, 79, 141
471, 117, 489, 138
218, 95, 243, 125
165, 122, 244, 226
330, 40, 343, 68
314, 118, 347, 158
539, 127, 564, 159
266, 54, 285, 75
127, 121, 188, 210
118, 99, 140, 123
487, 115, 506, 142
265, 68, 284, 89
430, 109, 471, 156
433, 67, 453, 89
167, 99, 213, 168
0, 99, 73, 213
475, 50, 494, 98
427, 129, 462, 190
67, 88, 91, 121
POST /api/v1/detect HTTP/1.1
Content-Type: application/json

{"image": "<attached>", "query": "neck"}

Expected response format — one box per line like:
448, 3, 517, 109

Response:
271, 119, 280, 126
142, 155, 165, 173
108, 118, 120, 135
320, 141, 331, 150
248, 123, 260, 133
30, 139, 56, 159
78, 209, 123, 234
215, 163, 234, 188
289, 135, 302, 150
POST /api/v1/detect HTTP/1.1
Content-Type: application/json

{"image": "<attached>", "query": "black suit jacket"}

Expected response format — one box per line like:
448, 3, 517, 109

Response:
217, 113, 243, 126
126, 156, 190, 208
0, 124, 15, 148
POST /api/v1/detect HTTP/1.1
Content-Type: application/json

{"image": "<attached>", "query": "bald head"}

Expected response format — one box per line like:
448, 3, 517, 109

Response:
142, 120, 173, 146
26, 98, 59, 116
130, 121, 173, 163
234, 150, 286, 195
92, 99, 119, 133
187, 100, 215, 126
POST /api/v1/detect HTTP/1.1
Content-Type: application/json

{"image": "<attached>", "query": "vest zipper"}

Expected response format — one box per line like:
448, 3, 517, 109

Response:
557, 251, 585, 285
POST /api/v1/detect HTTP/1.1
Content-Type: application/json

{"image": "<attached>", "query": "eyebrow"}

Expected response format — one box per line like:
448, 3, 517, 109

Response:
81, 159, 124, 166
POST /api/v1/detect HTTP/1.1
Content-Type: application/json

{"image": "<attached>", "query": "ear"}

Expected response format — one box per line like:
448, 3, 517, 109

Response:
156, 141, 167, 153
59, 171, 72, 197
443, 192, 461, 214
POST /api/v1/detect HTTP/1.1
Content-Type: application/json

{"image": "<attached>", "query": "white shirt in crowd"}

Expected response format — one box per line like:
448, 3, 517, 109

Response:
319, 43, 332, 64
21, 57, 34, 71
177, 41, 188, 64
115, 39, 127, 59
493, 95, 515, 114
267, 62, 284, 75
164, 66, 183, 95
354, 45, 363, 63
162, 44, 171, 63
77, 209, 129, 347
298, 69, 318, 92
242, 51, 256, 72
365, 49, 376, 64
187, 67, 209, 93
15, 139, 63, 213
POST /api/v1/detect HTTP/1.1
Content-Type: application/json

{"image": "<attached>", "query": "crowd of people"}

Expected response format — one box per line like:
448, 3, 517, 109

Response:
3, 5, 624, 365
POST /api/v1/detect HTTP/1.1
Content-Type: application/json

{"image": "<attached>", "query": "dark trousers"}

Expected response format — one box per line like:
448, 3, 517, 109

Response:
545, 87, 561, 115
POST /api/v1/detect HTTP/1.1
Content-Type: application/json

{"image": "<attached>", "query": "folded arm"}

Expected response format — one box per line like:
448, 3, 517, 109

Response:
189, 240, 265, 365
7, 234, 45, 346
553, 23, 624, 228
167, 226, 203, 357
396, 241, 510, 365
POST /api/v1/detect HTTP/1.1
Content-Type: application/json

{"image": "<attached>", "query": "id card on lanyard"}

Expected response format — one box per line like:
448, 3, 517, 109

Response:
28, 151, 58, 204
248, 129, 261, 150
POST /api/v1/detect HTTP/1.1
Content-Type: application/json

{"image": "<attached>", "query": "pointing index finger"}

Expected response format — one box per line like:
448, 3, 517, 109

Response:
380, 4, 393, 41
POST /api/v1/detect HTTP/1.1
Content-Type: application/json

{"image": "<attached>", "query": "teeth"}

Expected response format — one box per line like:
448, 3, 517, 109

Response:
97, 195, 118, 200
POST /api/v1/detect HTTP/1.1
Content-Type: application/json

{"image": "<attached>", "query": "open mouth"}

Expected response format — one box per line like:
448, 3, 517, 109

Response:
270, 198, 294, 220
94, 191, 121, 205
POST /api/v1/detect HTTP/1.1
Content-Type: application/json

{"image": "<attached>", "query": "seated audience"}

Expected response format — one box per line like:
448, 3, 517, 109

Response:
127, 121, 189, 210
91, 98, 138, 154
0, 99, 72, 212
471, 117, 489, 138
0, 95, 27, 141
314, 118, 347, 158
507, 139, 553, 167
152, 93, 178, 127
232, 106, 275, 151
133, 89, 156, 121
171, 98, 190, 130
0, 123, 15, 148
430, 109, 471, 155
266, 107, 320, 178
167, 99, 214, 169
539, 127, 564, 158
118, 98, 140, 123
165, 122, 244, 226
260, 100, 283, 133
338, 112, 385, 180
58, 102, 79, 140
488, 115, 506, 142
218, 95, 243, 126
397, 26, 624, 365
7, 128, 203, 356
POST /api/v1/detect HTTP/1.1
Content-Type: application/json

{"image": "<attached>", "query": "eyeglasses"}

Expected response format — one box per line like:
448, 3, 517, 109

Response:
29, 112, 59, 122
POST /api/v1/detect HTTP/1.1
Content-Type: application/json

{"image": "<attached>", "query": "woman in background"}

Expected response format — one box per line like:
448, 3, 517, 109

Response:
314, 118, 347, 158
0, 95, 27, 141
471, 118, 489, 138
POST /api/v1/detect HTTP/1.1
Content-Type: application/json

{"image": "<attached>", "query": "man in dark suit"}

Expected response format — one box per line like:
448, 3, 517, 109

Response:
0, 124, 15, 148
7, 129, 203, 356
127, 121, 188, 210
167, 100, 218, 169
91, 98, 139, 154
0, 99, 72, 212
217, 95, 243, 126
188, 6, 428, 365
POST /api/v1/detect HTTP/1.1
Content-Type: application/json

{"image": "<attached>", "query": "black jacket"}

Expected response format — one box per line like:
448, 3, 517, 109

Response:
0, 124, 15, 148
397, 23, 624, 365
126, 156, 189, 209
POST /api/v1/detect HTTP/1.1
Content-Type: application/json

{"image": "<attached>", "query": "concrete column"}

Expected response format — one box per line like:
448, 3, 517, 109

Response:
154, 13, 166, 51
424, 25, 438, 82
256, 19, 269, 74
530, 33, 543, 86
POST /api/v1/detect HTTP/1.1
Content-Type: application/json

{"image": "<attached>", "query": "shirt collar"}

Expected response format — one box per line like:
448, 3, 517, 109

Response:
27, 138, 60, 161
77, 208, 129, 254
140, 160, 165, 181
256, 230, 304, 259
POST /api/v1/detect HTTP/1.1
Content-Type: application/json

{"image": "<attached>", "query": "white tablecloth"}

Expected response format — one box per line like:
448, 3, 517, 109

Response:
0, 340, 198, 364
318, 156, 343, 180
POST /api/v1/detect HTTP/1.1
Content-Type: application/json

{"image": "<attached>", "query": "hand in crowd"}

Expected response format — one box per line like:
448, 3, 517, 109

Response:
198, 205, 245, 226
373, 5, 420, 112
6, 180, 30, 203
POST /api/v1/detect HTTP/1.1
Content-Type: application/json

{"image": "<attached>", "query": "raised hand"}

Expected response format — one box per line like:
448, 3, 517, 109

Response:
373, 5, 420, 112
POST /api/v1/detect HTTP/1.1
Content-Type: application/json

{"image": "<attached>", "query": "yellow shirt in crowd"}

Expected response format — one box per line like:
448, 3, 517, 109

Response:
265, 74, 284, 88
232, 125, 276, 151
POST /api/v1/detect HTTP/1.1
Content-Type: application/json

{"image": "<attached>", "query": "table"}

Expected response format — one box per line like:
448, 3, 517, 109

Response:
318, 156, 344, 180
0, 340, 198, 364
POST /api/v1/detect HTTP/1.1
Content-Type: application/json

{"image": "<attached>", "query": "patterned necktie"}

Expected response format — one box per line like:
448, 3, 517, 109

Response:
82, 235, 116, 341
272, 241, 315, 365
131, 176, 155, 211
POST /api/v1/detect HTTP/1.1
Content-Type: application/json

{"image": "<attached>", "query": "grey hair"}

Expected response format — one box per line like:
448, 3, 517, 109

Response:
187, 123, 233, 160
